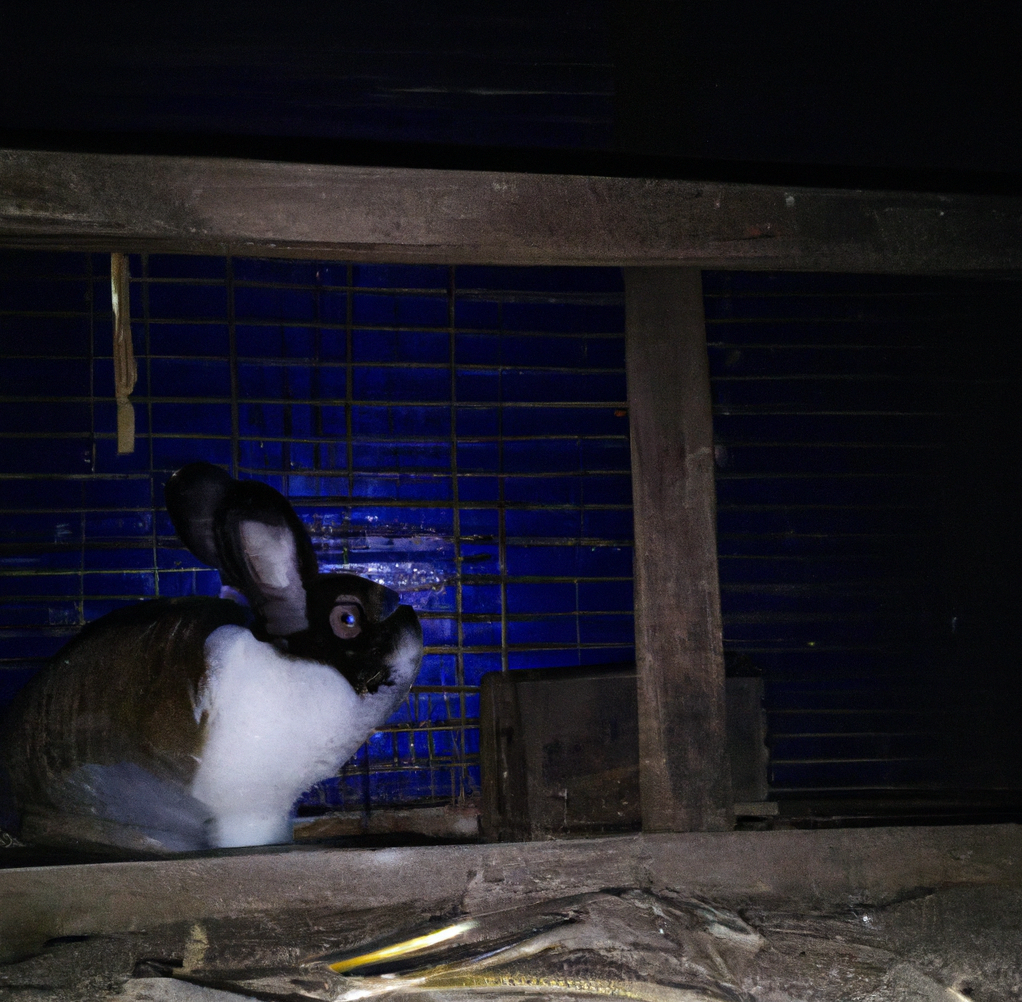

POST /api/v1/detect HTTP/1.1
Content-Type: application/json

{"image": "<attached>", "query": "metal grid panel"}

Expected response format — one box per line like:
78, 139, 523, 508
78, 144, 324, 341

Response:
0, 251, 633, 811
706, 269, 1022, 796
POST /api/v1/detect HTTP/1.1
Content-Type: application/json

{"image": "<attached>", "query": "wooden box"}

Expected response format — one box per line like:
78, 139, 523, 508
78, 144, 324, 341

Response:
480, 664, 769, 840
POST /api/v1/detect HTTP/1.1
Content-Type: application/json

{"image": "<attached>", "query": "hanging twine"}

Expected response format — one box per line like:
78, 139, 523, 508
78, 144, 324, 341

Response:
111, 252, 137, 454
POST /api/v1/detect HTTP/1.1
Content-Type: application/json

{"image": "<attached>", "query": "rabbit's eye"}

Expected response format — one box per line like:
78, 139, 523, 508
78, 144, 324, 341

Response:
330, 602, 363, 639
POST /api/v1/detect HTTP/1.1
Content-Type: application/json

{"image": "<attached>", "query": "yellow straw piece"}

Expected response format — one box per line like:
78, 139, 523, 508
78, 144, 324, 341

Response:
334, 972, 724, 1002
328, 920, 478, 973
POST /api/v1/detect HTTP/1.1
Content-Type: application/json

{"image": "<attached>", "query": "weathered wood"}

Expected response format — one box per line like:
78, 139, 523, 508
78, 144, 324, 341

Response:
293, 803, 480, 841
726, 677, 769, 804
2, 148, 1022, 271
626, 268, 732, 832
479, 665, 642, 841
479, 667, 770, 839
1, 825, 1020, 966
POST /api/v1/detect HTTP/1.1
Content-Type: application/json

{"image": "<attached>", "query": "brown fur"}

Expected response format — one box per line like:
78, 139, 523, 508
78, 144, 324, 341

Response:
1, 598, 247, 822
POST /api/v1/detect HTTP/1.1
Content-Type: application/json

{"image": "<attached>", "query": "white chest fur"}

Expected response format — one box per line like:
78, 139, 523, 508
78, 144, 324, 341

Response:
189, 625, 374, 847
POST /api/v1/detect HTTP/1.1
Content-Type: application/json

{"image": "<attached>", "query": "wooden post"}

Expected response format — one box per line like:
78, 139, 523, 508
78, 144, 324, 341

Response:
625, 267, 733, 832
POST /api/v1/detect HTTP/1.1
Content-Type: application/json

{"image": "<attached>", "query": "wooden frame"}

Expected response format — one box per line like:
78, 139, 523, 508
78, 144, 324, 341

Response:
625, 268, 732, 833
2, 148, 1022, 839
4, 824, 1021, 960
3, 149, 1022, 272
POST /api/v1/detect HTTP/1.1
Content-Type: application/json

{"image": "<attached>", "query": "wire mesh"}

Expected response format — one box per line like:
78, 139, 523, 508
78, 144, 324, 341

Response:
3, 251, 1021, 808
0, 251, 634, 812
705, 269, 1022, 796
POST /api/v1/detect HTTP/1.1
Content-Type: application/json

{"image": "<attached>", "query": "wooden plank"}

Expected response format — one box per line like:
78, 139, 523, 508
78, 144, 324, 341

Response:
293, 803, 480, 841
726, 677, 769, 804
2, 825, 1020, 964
479, 665, 641, 841
2, 148, 1022, 271
479, 667, 771, 840
626, 268, 732, 832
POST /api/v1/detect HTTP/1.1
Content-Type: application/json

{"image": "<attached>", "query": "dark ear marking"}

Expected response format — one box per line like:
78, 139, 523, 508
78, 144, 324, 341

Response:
164, 462, 235, 578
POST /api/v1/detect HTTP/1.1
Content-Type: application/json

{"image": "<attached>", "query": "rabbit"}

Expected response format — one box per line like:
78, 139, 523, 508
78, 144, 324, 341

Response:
0, 462, 423, 853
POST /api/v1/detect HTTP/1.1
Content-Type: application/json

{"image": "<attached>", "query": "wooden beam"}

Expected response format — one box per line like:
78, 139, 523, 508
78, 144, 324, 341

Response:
2, 148, 1022, 271
2, 825, 1020, 963
626, 268, 732, 832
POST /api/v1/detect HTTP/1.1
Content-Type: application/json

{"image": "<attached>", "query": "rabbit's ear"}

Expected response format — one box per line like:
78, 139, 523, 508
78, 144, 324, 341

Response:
214, 480, 319, 638
164, 462, 235, 577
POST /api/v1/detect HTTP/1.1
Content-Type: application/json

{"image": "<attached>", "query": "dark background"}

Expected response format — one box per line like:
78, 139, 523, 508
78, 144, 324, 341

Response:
2, 2, 1020, 188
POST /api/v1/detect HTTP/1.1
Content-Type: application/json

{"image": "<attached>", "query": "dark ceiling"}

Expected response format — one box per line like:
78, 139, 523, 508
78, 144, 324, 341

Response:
2, 2, 1020, 191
